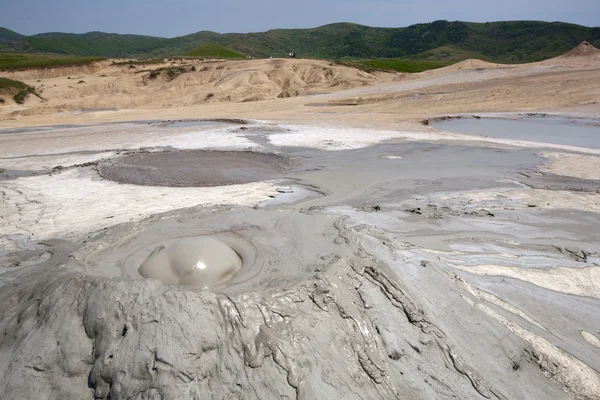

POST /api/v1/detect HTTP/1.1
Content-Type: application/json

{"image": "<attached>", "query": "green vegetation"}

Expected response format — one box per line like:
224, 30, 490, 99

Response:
0, 77, 36, 104
0, 53, 103, 71
184, 44, 246, 58
0, 20, 599, 63
407, 44, 494, 63
0, 28, 23, 42
163, 66, 186, 80
24, 32, 167, 57
338, 58, 450, 73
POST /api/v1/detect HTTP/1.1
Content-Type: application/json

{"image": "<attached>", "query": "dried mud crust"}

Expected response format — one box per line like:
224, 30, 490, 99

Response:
97, 150, 291, 187
0, 206, 572, 400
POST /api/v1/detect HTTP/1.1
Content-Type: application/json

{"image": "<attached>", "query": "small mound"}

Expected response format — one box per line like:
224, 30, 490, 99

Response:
542, 41, 600, 67
98, 150, 289, 187
561, 41, 600, 58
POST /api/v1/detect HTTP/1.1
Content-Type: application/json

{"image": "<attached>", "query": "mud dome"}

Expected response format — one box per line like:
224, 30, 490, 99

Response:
138, 237, 242, 288
97, 150, 289, 187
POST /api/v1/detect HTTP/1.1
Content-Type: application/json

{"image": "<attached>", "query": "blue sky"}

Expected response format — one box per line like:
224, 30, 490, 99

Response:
1, 0, 599, 37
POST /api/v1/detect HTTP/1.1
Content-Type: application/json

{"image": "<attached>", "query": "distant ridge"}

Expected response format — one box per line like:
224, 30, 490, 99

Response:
1, 20, 599, 63
0, 27, 23, 43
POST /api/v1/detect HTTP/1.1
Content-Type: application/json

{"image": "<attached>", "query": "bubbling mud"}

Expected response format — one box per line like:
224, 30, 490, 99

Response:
138, 237, 242, 288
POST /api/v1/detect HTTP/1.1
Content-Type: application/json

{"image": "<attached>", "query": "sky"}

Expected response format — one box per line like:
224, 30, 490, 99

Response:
1, 0, 599, 37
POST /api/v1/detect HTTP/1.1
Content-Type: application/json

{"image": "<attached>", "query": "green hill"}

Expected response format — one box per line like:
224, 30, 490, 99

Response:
25, 32, 168, 57
0, 28, 23, 42
0, 20, 599, 63
184, 44, 246, 58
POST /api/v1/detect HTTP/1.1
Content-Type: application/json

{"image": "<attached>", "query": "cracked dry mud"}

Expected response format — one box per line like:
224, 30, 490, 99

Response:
1, 118, 600, 400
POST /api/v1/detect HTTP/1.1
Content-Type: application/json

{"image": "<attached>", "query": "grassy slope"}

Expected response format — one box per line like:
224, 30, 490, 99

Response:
0, 77, 36, 104
184, 44, 246, 58
337, 58, 450, 73
407, 45, 493, 63
25, 33, 168, 57
361, 59, 450, 73
0, 20, 598, 63
459, 21, 598, 63
0, 53, 104, 70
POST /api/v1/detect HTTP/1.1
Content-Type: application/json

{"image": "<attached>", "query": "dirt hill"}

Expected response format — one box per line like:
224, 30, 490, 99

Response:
541, 41, 600, 67
0, 58, 396, 114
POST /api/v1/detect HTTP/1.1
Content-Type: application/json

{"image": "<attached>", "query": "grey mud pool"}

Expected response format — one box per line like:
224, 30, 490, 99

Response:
0, 118, 599, 399
433, 115, 600, 148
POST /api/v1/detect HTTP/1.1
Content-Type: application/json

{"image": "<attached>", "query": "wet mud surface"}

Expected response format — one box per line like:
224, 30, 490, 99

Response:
433, 115, 600, 148
98, 150, 290, 187
1, 120, 600, 399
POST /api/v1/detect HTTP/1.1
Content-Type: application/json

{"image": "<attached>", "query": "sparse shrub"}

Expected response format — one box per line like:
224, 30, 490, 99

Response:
205, 93, 214, 100
14, 87, 35, 104
1, 78, 37, 104
201, 66, 210, 71
129, 65, 136, 69
143, 66, 191, 82
216, 65, 224, 70
0, 97, 5, 104
191, 66, 196, 71
78, 80, 85, 84
164, 67, 186, 81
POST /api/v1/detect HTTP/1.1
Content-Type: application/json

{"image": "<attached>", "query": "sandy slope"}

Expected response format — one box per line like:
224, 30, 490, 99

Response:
541, 41, 600, 67
0, 58, 395, 114
1, 43, 598, 128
